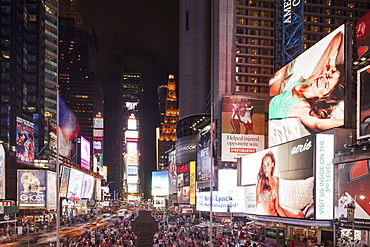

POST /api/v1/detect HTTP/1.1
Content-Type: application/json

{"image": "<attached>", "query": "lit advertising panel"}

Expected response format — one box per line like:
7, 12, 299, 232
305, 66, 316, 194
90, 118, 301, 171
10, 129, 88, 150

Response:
48, 119, 57, 155
96, 178, 102, 201
153, 197, 166, 207
239, 136, 315, 219
177, 162, 196, 205
152, 171, 169, 196
16, 116, 35, 164
126, 150, 138, 166
269, 25, 346, 147
67, 168, 84, 201
218, 169, 237, 192
197, 125, 211, 182
196, 189, 245, 213
127, 175, 138, 184
17, 170, 47, 208
176, 135, 197, 164
0, 143, 5, 199
127, 142, 137, 151
127, 166, 138, 175
128, 184, 138, 193
337, 160, 370, 221
168, 150, 177, 194
93, 129, 104, 138
357, 65, 370, 139
315, 134, 334, 220
356, 11, 370, 60
93, 116, 104, 129
127, 113, 137, 130
60, 166, 70, 198
80, 136, 91, 170
46, 171, 57, 209
125, 130, 139, 142
81, 174, 94, 199
221, 96, 265, 162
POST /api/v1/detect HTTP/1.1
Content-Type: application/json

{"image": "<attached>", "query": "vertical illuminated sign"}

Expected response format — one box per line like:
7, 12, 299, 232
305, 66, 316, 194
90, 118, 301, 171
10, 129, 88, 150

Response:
80, 136, 91, 170
189, 161, 196, 205
16, 116, 35, 164
0, 143, 5, 199
128, 113, 137, 130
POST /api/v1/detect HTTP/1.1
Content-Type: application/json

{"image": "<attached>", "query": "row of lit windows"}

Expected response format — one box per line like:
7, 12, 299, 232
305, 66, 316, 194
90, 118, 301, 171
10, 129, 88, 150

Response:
237, 38, 273, 46
236, 9, 273, 18
237, 18, 273, 27
237, 48, 273, 56
305, 0, 369, 9
236, 0, 273, 8
237, 29, 273, 37
235, 84, 269, 93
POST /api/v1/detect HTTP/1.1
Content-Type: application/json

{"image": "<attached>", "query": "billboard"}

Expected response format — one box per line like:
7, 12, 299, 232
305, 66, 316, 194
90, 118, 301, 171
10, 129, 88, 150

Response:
177, 161, 196, 204
221, 96, 265, 162
196, 190, 245, 213
239, 134, 334, 220
67, 168, 84, 201
17, 170, 47, 207
80, 136, 91, 170
127, 166, 138, 176
356, 11, 370, 60
337, 159, 370, 220
81, 174, 94, 199
152, 171, 169, 196
16, 116, 35, 164
357, 65, 370, 139
168, 150, 177, 194
269, 25, 346, 147
46, 171, 57, 209
0, 143, 5, 199
60, 166, 70, 198
197, 125, 211, 182
176, 135, 197, 164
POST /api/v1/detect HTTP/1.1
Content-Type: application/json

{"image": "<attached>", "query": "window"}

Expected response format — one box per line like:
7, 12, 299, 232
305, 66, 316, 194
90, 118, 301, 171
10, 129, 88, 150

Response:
1, 96, 10, 103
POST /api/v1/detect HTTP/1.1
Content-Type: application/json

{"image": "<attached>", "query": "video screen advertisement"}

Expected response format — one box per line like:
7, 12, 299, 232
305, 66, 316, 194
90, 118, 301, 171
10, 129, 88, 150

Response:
60, 166, 71, 198
80, 136, 91, 170
197, 169, 245, 213
336, 160, 370, 223
17, 170, 47, 208
0, 143, 5, 200
221, 95, 265, 162
269, 25, 347, 147
177, 161, 196, 205
152, 171, 169, 197
197, 125, 211, 182
238, 134, 334, 220
357, 65, 370, 139
16, 116, 35, 164
81, 174, 94, 199
168, 150, 177, 194
67, 168, 84, 202
46, 171, 57, 209
356, 11, 370, 61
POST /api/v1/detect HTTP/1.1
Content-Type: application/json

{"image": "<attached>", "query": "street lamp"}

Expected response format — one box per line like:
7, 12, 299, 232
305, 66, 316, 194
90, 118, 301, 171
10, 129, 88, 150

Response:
346, 191, 365, 246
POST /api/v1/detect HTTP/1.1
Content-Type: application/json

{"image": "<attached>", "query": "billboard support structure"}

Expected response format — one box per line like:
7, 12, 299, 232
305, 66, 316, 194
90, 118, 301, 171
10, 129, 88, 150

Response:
56, 88, 61, 247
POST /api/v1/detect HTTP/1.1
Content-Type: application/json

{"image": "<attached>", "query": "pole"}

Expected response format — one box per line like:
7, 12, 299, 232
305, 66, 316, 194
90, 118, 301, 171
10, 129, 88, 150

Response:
209, 102, 214, 247
56, 89, 61, 247
351, 199, 355, 247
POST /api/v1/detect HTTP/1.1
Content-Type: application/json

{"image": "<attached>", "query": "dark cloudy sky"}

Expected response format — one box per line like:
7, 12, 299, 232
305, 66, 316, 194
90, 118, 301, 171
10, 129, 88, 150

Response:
60, 0, 179, 197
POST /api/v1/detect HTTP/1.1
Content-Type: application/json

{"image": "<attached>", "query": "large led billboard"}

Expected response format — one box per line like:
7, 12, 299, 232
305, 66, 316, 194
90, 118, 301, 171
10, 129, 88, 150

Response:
239, 134, 334, 220
60, 166, 70, 198
67, 168, 84, 201
269, 25, 346, 147
197, 125, 211, 182
81, 174, 94, 199
46, 171, 57, 209
17, 170, 47, 208
221, 96, 265, 162
337, 160, 370, 220
152, 171, 169, 196
357, 65, 370, 139
0, 143, 5, 199
16, 116, 35, 164
356, 11, 370, 60
177, 161, 196, 205
168, 150, 177, 194
80, 136, 91, 170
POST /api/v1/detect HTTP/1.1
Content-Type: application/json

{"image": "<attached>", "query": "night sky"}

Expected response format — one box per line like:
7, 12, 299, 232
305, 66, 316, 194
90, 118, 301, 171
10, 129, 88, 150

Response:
60, 0, 179, 197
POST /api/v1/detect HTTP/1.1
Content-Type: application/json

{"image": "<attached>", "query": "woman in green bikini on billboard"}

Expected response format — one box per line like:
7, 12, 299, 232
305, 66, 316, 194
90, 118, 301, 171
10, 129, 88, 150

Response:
269, 31, 344, 133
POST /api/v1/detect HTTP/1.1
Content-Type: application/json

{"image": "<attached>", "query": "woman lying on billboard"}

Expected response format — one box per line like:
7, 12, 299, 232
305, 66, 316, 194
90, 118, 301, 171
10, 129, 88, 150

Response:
269, 31, 344, 133
256, 151, 314, 218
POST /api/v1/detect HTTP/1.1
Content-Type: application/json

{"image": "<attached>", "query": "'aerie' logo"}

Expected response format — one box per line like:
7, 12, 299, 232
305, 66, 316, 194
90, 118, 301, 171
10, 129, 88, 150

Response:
291, 139, 312, 154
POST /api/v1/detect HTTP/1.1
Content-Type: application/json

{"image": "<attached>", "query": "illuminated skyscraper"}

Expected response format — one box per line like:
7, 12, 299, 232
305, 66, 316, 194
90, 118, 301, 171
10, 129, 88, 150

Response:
156, 74, 179, 171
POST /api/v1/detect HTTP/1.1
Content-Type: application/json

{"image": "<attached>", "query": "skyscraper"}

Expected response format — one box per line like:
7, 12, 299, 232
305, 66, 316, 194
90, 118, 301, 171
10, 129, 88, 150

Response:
156, 74, 179, 171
